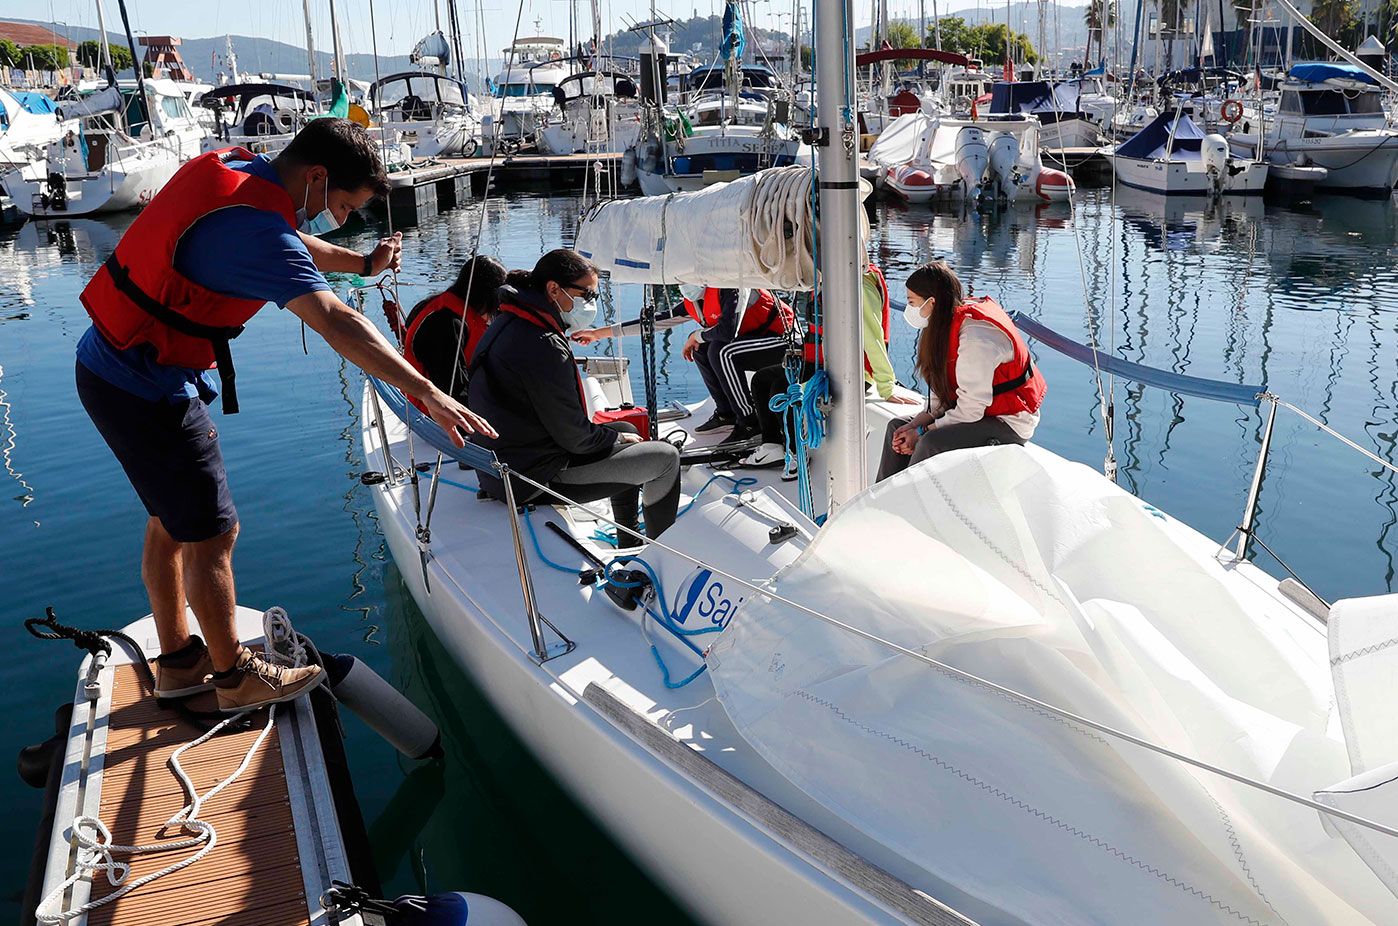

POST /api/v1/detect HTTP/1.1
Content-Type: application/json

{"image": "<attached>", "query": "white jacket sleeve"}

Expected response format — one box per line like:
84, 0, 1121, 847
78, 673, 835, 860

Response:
931, 321, 1014, 429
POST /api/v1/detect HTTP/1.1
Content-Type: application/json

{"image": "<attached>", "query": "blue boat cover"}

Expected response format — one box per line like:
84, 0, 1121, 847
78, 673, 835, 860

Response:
1288, 61, 1378, 86
721, 0, 746, 62
12, 91, 58, 115
990, 80, 1081, 117
1114, 109, 1207, 159
370, 378, 501, 471
1012, 314, 1263, 406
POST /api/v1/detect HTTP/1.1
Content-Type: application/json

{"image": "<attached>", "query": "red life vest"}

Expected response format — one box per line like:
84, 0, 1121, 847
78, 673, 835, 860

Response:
681, 288, 794, 337
946, 296, 1046, 418
802, 263, 890, 373
79, 147, 297, 413
401, 291, 490, 411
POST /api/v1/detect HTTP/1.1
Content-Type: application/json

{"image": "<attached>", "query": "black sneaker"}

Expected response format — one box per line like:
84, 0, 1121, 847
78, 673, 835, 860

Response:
694, 411, 735, 433
718, 418, 762, 447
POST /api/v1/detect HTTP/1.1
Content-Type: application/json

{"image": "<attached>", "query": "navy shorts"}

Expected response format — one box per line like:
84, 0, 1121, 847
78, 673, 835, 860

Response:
76, 360, 237, 543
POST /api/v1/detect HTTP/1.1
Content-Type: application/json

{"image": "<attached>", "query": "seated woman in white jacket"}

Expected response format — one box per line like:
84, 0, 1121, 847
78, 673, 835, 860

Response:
876, 260, 1047, 482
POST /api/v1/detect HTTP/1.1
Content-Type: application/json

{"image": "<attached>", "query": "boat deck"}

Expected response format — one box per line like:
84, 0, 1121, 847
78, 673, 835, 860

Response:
37, 610, 361, 926
380, 150, 626, 223
87, 661, 309, 926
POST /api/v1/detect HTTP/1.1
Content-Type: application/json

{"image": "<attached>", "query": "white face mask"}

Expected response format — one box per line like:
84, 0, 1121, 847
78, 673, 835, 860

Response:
297, 176, 341, 236
677, 283, 705, 302
557, 288, 599, 333
903, 294, 932, 330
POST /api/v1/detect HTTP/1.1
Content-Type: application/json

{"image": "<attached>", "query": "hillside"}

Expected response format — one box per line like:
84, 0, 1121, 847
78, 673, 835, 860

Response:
598, 14, 792, 59
2, 17, 423, 85
856, 3, 1091, 54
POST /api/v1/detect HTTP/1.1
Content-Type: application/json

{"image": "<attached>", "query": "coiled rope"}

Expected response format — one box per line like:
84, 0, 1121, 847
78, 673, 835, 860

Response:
33, 607, 310, 924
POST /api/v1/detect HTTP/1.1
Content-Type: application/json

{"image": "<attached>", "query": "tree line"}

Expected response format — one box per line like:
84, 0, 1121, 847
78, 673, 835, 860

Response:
0, 40, 139, 73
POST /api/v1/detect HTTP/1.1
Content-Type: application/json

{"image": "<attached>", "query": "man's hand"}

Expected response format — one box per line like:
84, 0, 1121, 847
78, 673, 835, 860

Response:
616, 432, 644, 445
418, 386, 497, 447
682, 330, 702, 362
570, 327, 608, 345
369, 232, 403, 276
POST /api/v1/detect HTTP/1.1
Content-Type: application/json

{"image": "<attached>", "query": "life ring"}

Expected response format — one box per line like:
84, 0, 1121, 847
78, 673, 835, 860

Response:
1221, 99, 1244, 124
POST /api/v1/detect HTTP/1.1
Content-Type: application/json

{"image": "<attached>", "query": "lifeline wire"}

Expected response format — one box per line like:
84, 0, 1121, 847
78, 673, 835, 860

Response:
495, 466, 1398, 843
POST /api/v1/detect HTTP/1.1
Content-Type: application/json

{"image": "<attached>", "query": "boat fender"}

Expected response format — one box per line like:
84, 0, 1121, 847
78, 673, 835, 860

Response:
16, 702, 73, 789
389, 892, 527, 926
322, 653, 442, 760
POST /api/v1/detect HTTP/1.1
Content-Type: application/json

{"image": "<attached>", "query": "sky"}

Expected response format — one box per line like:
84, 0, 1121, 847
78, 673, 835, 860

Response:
1, 0, 1088, 63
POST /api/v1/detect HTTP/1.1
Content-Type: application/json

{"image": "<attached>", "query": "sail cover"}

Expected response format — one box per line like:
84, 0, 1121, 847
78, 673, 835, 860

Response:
709, 445, 1398, 924
576, 165, 858, 289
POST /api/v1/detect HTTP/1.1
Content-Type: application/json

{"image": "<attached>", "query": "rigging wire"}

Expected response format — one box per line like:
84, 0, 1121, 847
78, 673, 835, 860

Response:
416, 0, 532, 542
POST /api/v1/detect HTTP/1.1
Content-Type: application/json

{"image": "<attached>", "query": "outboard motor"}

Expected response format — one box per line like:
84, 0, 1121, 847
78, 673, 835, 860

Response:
953, 125, 989, 201
986, 132, 1021, 203
1201, 133, 1230, 194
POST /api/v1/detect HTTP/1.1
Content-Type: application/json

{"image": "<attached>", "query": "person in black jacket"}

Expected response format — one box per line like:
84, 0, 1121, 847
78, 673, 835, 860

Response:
468, 249, 681, 541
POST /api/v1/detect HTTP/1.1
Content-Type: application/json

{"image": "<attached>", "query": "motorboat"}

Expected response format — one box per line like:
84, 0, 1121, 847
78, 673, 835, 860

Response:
489, 36, 572, 144
368, 71, 483, 158
537, 71, 643, 155
634, 64, 809, 195
118, 78, 210, 160
987, 79, 1106, 149
940, 62, 994, 111
869, 112, 990, 203
1227, 62, 1398, 197
1108, 109, 1267, 196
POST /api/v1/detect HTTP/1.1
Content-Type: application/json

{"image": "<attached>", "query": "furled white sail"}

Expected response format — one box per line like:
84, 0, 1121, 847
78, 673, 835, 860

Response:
709, 444, 1398, 925
575, 165, 864, 290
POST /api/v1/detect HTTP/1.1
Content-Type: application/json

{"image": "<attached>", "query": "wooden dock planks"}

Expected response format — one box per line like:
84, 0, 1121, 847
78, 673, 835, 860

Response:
85, 662, 310, 926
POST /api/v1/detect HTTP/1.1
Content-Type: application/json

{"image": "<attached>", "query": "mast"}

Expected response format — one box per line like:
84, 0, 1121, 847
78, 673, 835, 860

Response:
919, 0, 927, 78
301, 0, 318, 89
93, 0, 114, 71
814, 0, 867, 508
328, 0, 347, 82
112, 0, 148, 129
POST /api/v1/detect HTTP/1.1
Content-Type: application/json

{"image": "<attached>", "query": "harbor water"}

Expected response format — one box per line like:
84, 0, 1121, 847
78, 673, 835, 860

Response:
3, 185, 1397, 920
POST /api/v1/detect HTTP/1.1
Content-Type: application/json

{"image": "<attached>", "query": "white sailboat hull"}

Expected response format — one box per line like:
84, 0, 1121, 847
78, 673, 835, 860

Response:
1230, 131, 1398, 196
363, 386, 915, 926
1110, 152, 1268, 196
4, 153, 182, 217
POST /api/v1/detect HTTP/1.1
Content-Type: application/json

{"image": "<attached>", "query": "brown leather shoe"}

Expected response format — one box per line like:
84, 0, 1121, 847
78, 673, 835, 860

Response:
153, 640, 216, 698
214, 649, 325, 713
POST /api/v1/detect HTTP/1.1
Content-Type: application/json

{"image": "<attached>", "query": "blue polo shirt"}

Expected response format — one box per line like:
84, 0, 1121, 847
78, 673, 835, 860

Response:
75, 155, 333, 402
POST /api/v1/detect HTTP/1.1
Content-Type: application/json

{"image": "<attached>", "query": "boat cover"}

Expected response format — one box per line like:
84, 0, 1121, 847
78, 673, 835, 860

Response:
867, 111, 934, 168
576, 165, 853, 289
12, 91, 59, 116
1289, 61, 1379, 86
1115, 109, 1207, 160
989, 81, 1080, 118
709, 444, 1398, 925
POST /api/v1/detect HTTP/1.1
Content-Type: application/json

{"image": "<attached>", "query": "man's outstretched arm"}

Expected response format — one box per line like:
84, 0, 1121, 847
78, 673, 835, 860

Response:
287, 290, 496, 446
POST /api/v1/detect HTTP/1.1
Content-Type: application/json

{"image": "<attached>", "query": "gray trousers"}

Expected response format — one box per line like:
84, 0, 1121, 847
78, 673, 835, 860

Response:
550, 435, 682, 539
875, 415, 1026, 482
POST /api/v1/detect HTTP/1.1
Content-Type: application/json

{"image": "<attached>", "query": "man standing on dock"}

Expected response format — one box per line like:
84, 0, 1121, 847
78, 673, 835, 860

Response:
74, 118, 494, 713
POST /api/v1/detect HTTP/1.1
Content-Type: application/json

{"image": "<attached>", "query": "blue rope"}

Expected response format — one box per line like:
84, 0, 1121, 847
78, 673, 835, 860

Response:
410, 459, 714, 689
770, 368, 828, 519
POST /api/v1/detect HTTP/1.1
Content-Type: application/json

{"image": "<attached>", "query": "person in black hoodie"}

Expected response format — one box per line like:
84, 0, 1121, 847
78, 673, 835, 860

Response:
468, 249, 681, 541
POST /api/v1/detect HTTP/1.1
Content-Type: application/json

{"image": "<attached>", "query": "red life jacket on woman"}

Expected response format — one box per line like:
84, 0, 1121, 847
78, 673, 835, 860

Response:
79, 147, 298, 413
946, 296, 1046, 417
802, 263, 890, 372
681, 288, 795, 336
400, 291, 490, 411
